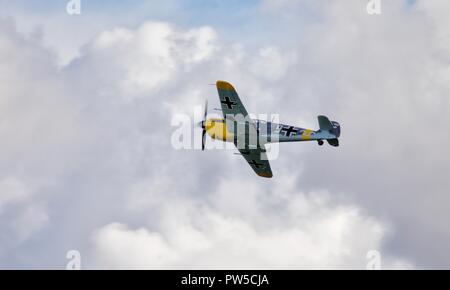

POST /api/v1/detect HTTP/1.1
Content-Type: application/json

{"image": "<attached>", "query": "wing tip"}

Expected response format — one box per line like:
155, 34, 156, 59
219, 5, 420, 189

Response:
258, 172, 273, 178
216, 80, 235, 91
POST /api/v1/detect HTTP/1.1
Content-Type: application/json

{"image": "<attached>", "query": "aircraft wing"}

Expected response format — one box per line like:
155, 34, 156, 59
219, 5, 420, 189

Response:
216, 81, 272, 178
237, 147, 273, 178
216, 81, 258, 137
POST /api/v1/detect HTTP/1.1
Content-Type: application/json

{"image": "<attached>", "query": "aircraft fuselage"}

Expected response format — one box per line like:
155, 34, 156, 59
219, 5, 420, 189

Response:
205, 118, 338, 144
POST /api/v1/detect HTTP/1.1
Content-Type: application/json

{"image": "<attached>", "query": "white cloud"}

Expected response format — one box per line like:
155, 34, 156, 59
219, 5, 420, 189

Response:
0, 177, 30, 211
0, 176, 48, 248
12, 204, 48, 242
85, 22, 217, 100
93, 175, 412, 269
93, 223, 179, 269
62, 18, 408, 269
250, 47, 297, 81
1, 0, 450, 269
0, 14, 418, 269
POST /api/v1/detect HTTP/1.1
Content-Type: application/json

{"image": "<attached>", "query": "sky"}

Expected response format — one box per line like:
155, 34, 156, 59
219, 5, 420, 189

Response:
0, 0, 449, 269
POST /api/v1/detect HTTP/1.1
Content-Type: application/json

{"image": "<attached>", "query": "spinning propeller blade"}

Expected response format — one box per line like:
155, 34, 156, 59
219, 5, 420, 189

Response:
201, 100, 208, 151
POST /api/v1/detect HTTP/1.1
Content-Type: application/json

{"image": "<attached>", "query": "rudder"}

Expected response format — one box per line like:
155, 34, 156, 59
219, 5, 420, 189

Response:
318, 115, 333, 131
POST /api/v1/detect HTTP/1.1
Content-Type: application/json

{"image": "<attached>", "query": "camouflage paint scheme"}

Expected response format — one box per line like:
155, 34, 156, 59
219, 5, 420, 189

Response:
204, 81, 341, 178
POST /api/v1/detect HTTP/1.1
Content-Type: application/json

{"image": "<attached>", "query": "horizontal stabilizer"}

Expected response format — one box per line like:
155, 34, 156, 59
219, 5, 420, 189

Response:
327, 138, 339, 147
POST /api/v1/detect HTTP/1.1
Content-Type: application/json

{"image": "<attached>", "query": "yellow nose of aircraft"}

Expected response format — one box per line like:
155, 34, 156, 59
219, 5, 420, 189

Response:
205, 118, 234, 142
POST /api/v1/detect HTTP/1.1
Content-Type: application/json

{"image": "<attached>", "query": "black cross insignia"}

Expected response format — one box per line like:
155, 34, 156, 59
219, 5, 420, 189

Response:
249, 160, 264, 168
281, 126, 297, 137
221, 96, 237, 110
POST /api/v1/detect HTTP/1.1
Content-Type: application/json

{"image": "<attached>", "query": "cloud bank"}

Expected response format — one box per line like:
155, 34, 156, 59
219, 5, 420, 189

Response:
0, 0, 449, 269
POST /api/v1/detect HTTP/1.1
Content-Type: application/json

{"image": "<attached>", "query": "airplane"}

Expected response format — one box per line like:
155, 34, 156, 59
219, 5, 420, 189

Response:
198, 81, 341, 178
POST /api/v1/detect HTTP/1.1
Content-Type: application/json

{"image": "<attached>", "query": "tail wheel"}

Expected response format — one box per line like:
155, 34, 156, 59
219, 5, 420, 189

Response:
318, 140, 324, 146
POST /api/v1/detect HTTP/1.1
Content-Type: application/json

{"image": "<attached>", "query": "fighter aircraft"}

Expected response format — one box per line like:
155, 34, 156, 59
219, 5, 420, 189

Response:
198, 81, 341, 178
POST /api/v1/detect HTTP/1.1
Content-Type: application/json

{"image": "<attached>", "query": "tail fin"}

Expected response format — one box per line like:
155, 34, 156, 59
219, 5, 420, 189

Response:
318, 115, 341, 147
318, 115, 333, 131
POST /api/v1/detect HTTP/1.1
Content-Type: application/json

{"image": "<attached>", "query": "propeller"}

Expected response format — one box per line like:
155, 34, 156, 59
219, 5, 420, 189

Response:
198, 100, 208, 151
